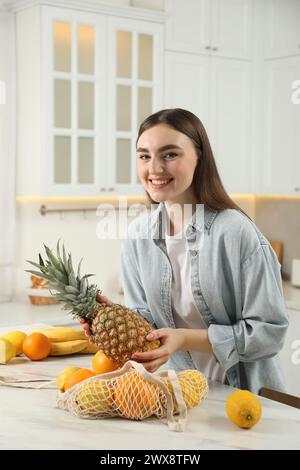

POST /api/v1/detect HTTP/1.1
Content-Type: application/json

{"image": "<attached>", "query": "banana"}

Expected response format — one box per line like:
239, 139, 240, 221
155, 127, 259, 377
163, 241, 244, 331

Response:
49, 339, 88, 356
81, 341, 99, 354
34, 327, 86, 343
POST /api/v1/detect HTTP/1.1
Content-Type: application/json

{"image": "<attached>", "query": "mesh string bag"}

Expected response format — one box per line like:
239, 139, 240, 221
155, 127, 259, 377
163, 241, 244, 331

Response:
56, 360, 209, 432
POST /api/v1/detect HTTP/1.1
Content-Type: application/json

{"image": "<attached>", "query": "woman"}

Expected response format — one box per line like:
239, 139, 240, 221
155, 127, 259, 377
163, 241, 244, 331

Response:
83, 108, 288, 394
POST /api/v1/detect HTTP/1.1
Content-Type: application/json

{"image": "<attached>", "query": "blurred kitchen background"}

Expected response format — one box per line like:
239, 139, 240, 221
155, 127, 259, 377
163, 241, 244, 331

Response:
0, 0, 300, 394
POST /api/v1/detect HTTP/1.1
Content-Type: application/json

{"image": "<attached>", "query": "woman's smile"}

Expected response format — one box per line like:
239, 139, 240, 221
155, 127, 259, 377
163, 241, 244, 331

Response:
148, 178, 174, 189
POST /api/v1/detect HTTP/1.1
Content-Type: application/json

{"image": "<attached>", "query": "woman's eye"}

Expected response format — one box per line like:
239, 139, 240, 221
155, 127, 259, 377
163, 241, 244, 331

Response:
139, 155, 150, 160
164, 153, 178, 159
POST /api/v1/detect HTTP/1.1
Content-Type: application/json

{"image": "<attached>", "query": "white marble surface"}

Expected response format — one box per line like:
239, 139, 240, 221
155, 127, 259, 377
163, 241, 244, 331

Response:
1, 297, 300, 450
0, 353, 300, 450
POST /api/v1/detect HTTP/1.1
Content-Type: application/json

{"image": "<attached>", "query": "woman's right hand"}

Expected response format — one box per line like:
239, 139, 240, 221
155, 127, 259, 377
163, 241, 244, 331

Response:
79, 294, 114, 341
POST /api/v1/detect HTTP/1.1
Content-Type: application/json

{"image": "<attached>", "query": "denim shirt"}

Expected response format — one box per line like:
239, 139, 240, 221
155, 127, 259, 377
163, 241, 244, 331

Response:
121, 202, 289, 394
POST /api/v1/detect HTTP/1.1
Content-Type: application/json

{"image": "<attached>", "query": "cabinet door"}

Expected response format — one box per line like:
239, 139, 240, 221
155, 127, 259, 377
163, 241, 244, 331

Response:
42, 6, 107, 196
164, 51, 211, 135
211, 0, 253, 60
264, 0, 300, 59
279, 308, 300, 396
165, 0, 211, 55
258, 57, 300, 194
209, 58, 252, 194
107, 16, 163, 195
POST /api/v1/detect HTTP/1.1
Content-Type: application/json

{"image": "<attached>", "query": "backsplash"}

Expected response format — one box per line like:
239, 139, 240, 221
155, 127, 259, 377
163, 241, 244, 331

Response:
14, 196, 300, 302
239, 196, 300, 281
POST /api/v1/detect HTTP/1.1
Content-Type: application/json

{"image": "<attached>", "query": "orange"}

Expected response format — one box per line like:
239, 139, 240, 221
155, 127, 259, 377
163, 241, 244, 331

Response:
226, 389, 262, 429
64, 368, 95, 391
22, 332, 51, 361
57, 366, 81, 392
113, 371, 158, 420
92, 351, 118, 375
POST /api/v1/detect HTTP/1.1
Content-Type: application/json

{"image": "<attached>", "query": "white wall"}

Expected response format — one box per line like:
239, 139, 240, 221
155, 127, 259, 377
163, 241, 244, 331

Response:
0, 12, 16, 302
14, 196, 255, 302
15, 200, 127, 302
0, 0, 165, 10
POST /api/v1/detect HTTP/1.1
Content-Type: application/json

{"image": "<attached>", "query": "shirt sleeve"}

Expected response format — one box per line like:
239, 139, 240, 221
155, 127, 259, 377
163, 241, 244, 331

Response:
207, 243, 289, 372
121, 236, 156, 327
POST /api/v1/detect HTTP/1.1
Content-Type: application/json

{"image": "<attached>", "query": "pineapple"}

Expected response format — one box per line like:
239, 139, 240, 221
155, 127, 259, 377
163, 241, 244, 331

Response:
26, 241, 160, 367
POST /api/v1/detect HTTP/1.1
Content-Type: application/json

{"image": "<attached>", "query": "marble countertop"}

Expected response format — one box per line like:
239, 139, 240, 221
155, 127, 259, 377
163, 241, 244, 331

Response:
0, 306, 300, 450
0, 297, 300, 450
0, 353, 300, 450
2, 354, 300, 450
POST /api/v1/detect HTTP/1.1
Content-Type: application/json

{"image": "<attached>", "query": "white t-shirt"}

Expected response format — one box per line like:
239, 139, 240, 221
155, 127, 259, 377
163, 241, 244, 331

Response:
165, 229, 226, 384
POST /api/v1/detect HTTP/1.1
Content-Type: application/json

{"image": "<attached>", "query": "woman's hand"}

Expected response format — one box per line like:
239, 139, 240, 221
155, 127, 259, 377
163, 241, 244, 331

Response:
79, 294, 114, 343
131, 328, 185, 373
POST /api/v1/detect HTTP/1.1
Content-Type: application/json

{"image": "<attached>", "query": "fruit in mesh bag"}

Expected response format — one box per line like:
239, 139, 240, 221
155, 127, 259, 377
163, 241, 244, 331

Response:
57, 367, 81, 392
64, 368, 96, 391
113, 371, 159, 420
161, 370, 209, 413
75, 380, 113, 414
26, 241, 160, 367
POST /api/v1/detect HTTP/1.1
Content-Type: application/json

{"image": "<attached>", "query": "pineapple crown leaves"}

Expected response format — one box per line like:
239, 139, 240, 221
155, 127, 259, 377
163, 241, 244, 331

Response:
25, 240, 102, 319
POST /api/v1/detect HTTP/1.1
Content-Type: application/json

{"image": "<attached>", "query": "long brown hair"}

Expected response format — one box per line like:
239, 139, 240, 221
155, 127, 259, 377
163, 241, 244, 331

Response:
136, 108, 252, 220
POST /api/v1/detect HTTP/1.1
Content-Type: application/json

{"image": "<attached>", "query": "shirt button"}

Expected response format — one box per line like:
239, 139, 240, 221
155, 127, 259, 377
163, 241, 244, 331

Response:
191, 250, 198, 256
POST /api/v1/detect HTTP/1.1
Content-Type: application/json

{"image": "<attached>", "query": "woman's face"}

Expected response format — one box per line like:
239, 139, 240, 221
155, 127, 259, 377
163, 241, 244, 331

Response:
136, 124, 199, 204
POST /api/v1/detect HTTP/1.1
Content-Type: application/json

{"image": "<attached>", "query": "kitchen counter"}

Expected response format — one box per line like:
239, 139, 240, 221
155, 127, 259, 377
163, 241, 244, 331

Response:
1, 353, 300, 450
0, 298, 300, 450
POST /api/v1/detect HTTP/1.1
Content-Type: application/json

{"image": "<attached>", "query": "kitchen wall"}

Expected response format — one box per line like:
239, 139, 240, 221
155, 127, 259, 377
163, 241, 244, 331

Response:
7, 0, 300, 302
255, 197, 300, 281
15, 194, 300, 302
14, 195, 255, 302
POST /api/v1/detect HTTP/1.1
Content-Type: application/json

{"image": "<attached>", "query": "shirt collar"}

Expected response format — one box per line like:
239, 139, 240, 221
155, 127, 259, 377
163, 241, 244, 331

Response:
149, 202, 218, 239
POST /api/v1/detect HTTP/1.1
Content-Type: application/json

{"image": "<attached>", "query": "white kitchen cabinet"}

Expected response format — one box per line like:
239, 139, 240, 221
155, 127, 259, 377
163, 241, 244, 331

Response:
264, 0, 300, 59
164, 51, 253, 194
209, 58, 252, 193
164, 52, 211, 132
165, 0, 211, 56
255, 56, 300, 195
165, 0, 253, 60
107, 16, 163, 194
279, 308, 300, 397
16, 2, 164, 196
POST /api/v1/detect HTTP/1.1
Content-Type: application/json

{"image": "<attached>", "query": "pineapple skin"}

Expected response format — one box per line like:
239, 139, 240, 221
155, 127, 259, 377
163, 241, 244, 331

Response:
90, 304, 161, 367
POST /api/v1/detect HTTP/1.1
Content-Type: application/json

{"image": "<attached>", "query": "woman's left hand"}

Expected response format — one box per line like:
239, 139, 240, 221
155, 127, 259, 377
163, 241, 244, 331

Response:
131, 328, 184, 373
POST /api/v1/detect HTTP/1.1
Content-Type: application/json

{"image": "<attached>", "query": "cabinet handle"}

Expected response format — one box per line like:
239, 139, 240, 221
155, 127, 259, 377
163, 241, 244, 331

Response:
205, 46, 211, 50
108, 187, 115, 191
212, 47, 218, 51
295, 187, 300, 192
100, 188, 107, 191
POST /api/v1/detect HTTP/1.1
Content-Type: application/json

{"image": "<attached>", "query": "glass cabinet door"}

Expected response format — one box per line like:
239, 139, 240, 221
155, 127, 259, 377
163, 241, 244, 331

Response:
43, 8, 163, 196
49, 13, 106, 194
108, 17, 163, 194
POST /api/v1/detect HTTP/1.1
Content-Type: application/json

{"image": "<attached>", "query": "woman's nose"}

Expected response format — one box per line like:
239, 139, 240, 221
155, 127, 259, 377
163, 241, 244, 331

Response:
149, 157, 164, 174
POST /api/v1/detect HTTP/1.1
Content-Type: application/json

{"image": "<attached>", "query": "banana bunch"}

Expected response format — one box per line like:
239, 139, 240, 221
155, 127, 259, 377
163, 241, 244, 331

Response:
33, 327, 99, 356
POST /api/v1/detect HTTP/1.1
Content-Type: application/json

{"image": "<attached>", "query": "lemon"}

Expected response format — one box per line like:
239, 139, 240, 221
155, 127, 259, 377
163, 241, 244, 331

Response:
226, 389, 262, 429
57, 366, 81, 392
0, 338, 17, 364
76, 380, 112, 414
1, 331, 27, 355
